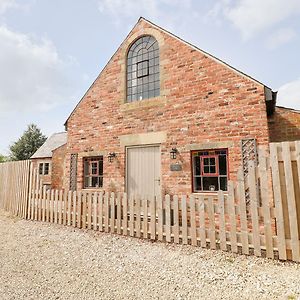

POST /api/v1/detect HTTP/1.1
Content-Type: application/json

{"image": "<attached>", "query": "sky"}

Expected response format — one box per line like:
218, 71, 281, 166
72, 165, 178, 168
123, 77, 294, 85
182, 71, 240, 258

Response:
0, 0, 300, 154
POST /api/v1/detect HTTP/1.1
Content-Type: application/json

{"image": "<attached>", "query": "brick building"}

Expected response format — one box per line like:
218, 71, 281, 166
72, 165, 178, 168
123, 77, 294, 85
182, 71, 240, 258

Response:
62, 17, 299, 197
31, 132, 67, 189
268, 106, 300, 142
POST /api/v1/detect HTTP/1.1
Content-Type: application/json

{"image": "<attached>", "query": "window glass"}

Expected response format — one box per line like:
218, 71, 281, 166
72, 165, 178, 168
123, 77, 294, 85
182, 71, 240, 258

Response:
44, 163, 49, 175
192, 149, 228, 192
39, 163, 43, 175
127, 36, 160, 102
83, 157, 103, 189
194, 176, 202, 191
203, 177, 219, 191
219, 155, 227, 175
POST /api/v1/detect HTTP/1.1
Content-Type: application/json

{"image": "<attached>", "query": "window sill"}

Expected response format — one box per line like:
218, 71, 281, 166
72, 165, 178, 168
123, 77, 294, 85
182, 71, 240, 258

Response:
120, 96, 166, 111
192, 191, 228, 196
82, 188, 104, 192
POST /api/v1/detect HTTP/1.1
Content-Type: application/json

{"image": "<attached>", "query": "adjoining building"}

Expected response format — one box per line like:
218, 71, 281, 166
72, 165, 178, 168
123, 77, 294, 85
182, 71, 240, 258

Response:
31, 132, 67, 189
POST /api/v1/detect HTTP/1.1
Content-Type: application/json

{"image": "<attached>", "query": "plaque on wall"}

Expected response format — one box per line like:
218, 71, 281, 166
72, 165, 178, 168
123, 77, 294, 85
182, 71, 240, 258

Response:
170, 164, 182, 171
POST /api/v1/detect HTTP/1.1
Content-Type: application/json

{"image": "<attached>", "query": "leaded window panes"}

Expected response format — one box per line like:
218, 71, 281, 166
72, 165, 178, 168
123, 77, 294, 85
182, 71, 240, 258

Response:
83, 157, 103, 189
127, 36, 160, 102
192, 149, 228, 192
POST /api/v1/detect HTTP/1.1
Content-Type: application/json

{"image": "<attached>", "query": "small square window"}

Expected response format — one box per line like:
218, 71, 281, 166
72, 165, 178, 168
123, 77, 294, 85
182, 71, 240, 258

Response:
83, 157, 103, 189
201, 156, 218, 176
192, 150, 228, 192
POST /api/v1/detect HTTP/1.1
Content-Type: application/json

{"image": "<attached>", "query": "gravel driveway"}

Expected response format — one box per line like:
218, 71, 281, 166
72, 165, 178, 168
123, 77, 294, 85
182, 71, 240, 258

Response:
0, 210, 300, 300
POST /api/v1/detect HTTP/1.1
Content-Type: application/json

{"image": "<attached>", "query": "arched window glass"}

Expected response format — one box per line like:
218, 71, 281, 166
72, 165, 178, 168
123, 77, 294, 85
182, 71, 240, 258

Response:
127, 35, 160, 102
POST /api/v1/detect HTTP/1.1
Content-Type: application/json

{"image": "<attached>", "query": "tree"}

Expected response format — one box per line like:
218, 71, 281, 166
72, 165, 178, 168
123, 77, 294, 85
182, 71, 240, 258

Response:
9, 124, 47, 161
0, 154, 8, 163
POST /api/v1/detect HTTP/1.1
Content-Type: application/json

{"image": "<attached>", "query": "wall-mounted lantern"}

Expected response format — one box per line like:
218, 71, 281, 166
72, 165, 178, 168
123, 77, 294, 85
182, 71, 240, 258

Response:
170, 148, 178, 159
108, 152, 116, 163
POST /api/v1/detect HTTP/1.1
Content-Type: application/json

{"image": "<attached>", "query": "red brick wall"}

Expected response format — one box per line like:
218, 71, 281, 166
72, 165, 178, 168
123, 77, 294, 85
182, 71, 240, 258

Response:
64, 19, 270, 194
51, 144, 67, 190
268, 106, 300, 142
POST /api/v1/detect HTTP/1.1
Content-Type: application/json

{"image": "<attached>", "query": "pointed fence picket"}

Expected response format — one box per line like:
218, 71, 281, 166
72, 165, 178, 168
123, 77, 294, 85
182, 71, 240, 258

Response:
23, 178, 277, 258
0, 140, 300, 262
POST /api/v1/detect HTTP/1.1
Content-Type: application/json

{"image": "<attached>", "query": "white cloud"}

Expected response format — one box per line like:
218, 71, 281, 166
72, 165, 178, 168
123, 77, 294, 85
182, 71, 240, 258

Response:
277, 78, 300, 110
98, 0, 158, 20
0, 26, 75, 112
97, 0, 194, 29
208, 0, 300, 40
266, 28, 296, 49
0, 0, 16, 14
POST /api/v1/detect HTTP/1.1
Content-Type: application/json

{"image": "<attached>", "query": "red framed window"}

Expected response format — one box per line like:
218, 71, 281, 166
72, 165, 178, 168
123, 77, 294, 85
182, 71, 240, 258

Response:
192, 149, 228, 192
83, 157, 103, 189
201, 155, 219, 176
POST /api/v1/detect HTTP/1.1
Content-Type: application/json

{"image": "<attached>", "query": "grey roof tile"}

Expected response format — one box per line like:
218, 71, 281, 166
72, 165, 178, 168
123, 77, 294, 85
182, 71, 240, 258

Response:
31, 132, 67, 159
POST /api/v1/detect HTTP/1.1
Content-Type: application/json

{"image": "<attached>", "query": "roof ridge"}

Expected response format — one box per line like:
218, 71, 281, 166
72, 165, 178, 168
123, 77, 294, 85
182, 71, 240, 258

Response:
51, 131, 67, 135
64, 16, 273, 127
276, 105, 300, 113
141, 17, 270, 89
31, 131, 68, 159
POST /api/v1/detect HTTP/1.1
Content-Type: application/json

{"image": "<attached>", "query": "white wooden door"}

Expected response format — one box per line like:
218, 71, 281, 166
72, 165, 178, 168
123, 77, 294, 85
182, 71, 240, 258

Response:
126, 145, 161, 198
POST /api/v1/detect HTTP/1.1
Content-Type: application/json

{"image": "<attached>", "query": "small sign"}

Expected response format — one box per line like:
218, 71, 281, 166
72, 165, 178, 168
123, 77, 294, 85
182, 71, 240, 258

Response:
170, 164, 182, 171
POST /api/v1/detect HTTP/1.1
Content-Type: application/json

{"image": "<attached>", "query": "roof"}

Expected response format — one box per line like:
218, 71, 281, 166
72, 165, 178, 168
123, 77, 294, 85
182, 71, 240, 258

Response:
64, 17, 273, 127
142, 17, 269, 89
31, 132, 67, 159
276, 105, 300, 114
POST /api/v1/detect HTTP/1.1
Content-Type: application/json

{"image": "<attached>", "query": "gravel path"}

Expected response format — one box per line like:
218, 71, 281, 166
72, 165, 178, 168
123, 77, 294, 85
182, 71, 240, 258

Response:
0, 210, 300, 300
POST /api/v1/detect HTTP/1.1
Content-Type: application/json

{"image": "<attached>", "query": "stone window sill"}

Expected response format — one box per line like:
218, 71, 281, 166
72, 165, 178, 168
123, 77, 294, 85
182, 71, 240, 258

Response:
120, 96, 166, 111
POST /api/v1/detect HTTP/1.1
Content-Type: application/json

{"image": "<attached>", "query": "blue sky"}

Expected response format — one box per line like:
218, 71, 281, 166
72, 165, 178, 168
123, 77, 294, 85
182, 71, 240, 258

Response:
0, 0, 300, 154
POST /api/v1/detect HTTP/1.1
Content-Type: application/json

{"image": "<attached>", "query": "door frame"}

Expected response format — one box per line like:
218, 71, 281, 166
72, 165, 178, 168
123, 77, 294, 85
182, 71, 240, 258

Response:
125, 144, 162, 197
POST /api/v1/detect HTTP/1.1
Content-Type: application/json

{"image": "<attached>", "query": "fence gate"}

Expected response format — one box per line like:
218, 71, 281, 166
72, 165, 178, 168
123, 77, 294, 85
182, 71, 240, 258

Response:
0, 160, 31, 218
270, 141, 300, 261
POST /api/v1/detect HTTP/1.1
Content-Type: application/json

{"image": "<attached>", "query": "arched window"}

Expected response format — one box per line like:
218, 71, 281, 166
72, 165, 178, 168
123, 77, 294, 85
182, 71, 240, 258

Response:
127, 35, 160, 102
